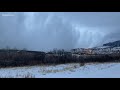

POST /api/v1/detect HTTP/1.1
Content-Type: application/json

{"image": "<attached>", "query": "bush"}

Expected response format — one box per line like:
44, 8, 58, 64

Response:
79, 63, 85, 67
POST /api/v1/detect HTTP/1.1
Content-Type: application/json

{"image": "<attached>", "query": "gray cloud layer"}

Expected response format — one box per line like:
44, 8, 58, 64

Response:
0, 12, 120, 51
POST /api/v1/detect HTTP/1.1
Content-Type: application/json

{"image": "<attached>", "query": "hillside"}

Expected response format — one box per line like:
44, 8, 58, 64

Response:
103, 40, 120, 47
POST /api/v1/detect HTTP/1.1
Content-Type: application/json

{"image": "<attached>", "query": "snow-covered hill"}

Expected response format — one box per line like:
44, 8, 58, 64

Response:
0, 63, 120, 78
103, 40, 120, 47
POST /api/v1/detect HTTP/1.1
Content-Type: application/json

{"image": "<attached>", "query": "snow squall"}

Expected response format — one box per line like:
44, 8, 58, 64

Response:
0, 12, 120, 51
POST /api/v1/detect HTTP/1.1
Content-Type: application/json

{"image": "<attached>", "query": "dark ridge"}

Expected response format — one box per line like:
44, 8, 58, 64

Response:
103, 40, 120, 47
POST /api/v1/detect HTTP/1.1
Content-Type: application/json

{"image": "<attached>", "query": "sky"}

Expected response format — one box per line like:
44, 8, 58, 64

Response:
0, 12, 120, 51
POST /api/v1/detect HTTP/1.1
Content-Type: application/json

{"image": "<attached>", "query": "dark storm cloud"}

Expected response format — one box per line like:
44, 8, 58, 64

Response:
0, 12, 27, 49
63, 12, 120, 28
0, 12, 120, 51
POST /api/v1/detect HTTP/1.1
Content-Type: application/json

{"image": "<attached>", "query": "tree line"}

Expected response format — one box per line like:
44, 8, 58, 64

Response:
0, 48, 120, 67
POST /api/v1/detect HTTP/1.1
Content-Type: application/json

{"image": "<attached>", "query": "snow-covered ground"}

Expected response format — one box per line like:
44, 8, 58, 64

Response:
0, 63, 120, 78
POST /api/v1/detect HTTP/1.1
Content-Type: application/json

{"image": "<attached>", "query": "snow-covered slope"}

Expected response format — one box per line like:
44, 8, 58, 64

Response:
94, 46, 110, 49
0, 63, 120, 78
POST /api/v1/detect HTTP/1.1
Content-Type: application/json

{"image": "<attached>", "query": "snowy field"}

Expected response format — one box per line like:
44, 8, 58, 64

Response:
0, 62, 120, 78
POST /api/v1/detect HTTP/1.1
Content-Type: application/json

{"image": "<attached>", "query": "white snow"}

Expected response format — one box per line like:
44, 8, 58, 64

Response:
0, 63, 120, 78
96, 46, 110, 49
